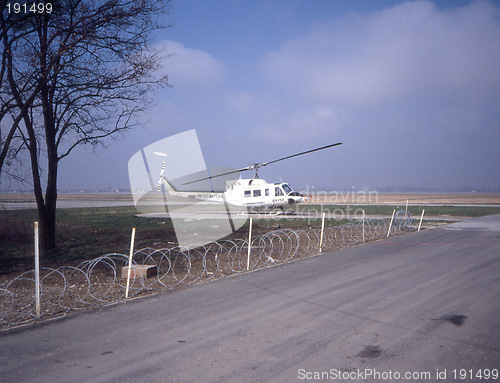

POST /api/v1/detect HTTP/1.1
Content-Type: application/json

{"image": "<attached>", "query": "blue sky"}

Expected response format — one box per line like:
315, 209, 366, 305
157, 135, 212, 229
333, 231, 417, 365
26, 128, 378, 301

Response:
58, 0, 500, 192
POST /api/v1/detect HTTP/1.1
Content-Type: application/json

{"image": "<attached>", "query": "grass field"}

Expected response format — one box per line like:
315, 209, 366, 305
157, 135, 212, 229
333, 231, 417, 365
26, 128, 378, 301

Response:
2, 202, 500, 276
0, 207, 178, 274
299, 204, 500, 217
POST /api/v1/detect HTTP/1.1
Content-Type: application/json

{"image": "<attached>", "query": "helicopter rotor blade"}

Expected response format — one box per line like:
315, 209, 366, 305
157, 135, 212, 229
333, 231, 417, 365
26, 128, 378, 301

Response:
182, 141, 343, 185
182, 166, 252, 185
261, 142, 343, 167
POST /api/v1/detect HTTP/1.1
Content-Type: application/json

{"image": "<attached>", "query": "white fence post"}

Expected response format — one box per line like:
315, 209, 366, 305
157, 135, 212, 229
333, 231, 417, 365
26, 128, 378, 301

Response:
246, 218, 253, 271
319, 211, 326, 253
418, 209, 425, 232
362, 210, 365, 243
387, 209, 395, 237
34, 222, 40, 319
125, 228, 136, 299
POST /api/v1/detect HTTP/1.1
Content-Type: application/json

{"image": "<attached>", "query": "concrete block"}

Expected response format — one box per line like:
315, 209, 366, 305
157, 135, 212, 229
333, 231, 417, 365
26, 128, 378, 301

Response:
121, 265, 158, 279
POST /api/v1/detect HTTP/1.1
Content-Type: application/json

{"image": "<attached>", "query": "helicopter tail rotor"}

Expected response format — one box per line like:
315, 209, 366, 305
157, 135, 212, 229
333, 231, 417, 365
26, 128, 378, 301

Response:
157, 161, 166, 191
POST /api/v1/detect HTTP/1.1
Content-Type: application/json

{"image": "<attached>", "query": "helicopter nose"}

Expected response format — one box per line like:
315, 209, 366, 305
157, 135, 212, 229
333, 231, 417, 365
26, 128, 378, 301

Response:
287, 194, 307, 205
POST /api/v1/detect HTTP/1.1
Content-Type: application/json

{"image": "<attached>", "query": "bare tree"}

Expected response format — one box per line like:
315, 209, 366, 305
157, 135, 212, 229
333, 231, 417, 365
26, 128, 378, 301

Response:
0, 0, 171, 251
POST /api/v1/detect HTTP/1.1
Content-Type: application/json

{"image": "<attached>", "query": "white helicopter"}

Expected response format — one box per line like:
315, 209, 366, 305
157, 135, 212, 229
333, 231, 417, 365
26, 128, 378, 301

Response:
155, 142, 342, 213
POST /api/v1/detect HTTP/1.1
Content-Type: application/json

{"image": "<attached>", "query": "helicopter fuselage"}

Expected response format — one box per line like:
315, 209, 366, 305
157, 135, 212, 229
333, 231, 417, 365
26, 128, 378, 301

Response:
223, 178, 306, 208
160, 176, 305, 210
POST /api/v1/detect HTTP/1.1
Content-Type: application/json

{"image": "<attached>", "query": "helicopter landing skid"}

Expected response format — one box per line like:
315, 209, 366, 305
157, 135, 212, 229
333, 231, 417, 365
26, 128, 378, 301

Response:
268, 210, 283, 216
247, 209, 283, 216
249, 207, 300, 216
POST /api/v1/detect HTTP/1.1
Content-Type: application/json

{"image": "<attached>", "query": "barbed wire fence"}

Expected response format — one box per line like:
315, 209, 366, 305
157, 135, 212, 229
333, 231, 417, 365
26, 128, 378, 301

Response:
0, 212, 414, 329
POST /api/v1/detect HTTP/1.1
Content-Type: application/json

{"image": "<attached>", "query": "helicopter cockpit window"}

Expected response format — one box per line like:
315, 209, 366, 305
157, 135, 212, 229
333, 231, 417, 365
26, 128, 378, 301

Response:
275, 187, 284, 196
253, 189, 261, 197
282, 184, 293, 195
244, 190, 251, 198
265, 189, 269, 197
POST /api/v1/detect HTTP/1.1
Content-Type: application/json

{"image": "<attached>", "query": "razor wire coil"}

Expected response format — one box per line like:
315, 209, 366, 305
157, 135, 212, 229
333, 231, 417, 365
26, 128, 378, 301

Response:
0, 213, 414, 329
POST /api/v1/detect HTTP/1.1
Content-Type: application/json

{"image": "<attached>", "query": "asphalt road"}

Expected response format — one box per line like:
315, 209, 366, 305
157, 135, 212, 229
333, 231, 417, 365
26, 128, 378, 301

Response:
1, 215, 500, 382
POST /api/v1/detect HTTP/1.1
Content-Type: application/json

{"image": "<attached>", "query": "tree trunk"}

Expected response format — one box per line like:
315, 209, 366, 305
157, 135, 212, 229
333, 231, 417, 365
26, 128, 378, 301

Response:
23, 117, 50, 252
39, 11, 58, 252
43, 146, 58, 251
